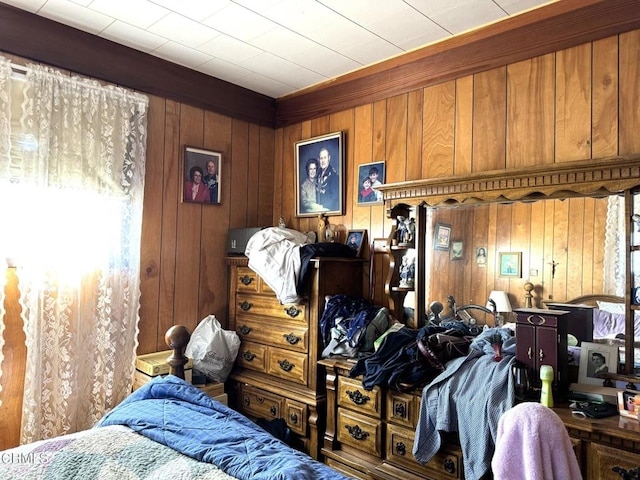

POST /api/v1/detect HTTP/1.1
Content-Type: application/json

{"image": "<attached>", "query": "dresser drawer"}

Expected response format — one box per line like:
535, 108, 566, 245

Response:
236, 294, 307, 322
236, 317, 308, 352
285, 398, 308, 436
240, 385, 282, 420
236, 341, 267, 373
386, 390, 420, 428
386, 423, 462, 479
267, 347, 308, 384
588, 442, 640, 480
338, 376, 382, 418
337, 407, 383, 457
236, 266, 275, 295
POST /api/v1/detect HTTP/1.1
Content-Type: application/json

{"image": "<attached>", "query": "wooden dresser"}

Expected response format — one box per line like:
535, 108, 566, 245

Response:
226, 256, 363, 460
319, 358, 465, 480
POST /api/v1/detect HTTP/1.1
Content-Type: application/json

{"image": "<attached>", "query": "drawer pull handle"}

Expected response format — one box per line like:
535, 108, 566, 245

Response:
443, 458, 456, 474
526, 314, 546, 325
612, 466, 640, 478
539, 348, 545, 362
239, 275, 254, 285
344, 424, 369, 441
395, 441, 406, 456
239, 301, 253, 311
278, 359, 294, 372
283, 333, 301, 345
284, 306, 302, 318
290, 413, 298, 425
240, 325, 252, 335
270, 406, 276, 416
527, 347, 533, 360
346, 389, 370, 406
394, 402, 407, 419
242, 351, 256, 361
243, 395, 250, 407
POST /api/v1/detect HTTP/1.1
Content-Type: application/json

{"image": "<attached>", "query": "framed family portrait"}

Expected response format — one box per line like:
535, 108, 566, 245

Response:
434, 223, 452, 251
357, 161, 385, 205
499, 252, 522, 277
295, 131, 344, 217
578, 341, 618, 386
182, 146, 222, 205
345, 229, 367, 258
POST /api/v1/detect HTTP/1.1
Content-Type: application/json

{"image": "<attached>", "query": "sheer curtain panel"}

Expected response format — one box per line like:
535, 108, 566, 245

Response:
0, 57, 148, 443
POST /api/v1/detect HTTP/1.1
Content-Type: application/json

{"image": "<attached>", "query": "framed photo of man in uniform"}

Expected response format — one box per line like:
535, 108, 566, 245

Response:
295, 131, 344, 217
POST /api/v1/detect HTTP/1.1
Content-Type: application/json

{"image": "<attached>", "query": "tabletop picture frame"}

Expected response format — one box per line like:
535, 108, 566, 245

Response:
345, 229, 367, 257
295, 131, 344, 217
182, 146, 222, 205
578, 341, 618, 386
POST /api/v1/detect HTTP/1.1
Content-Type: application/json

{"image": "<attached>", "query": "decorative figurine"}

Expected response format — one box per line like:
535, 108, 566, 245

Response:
399, 254, 415, 288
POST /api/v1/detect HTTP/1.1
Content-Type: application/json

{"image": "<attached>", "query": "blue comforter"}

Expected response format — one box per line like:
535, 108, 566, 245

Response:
98, 376, 349, 480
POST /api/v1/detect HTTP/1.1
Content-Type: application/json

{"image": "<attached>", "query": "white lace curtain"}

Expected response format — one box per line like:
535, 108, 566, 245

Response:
0, 56, 148, 443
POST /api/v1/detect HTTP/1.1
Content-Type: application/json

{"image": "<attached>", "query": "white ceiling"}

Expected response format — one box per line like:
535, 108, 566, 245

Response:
3, 0, 554, 99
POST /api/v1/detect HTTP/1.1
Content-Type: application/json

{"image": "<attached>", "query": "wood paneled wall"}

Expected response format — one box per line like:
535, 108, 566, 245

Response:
276, 30, 640, 311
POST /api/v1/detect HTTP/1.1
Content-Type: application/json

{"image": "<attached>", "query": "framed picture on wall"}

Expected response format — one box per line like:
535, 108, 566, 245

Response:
434, 223, 452, 251
357, 161, 385, 205
578, 342, 618, 386
295, 131, 344, 217
450, 241, 463, 260
499, 252, 522, 277
182, 146, 222, 204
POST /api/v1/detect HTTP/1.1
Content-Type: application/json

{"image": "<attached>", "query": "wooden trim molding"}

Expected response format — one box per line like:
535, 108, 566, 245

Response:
276, 0, 640, 127
376, 155, 640, 207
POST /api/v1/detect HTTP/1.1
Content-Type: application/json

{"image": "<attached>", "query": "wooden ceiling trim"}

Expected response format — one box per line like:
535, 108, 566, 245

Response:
0, 3, 275, 127
275, 0, 640, 128
376, 155, 640, 207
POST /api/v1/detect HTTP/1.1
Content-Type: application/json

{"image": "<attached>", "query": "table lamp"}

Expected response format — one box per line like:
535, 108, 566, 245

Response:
487, 291, 512, 326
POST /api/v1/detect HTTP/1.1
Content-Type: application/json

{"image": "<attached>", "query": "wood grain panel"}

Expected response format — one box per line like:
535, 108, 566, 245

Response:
619, 30, 640, 154
529, 201, 546, 305
473, 67, 506, 171
372, 100, 388, 305
542, 200, 556, 303
281, 124, 302, 230
423, 81, 455, 179
566, 198, 586, 300
470, 205, 490, 305
247, 123, 261, 227
406, 90, 423, 181
273, 128, 284, 227
592, 198, 607, 294
138, 95, 166, 354
385, 95, 408, 184
174, 105, 205, 328
353, 104, 374, 229
454, 76, 473, 175
229, 120, 250, 229
258, 126, 275, 227
592, 36, 619, 158
330, 109, 355, 227
511, 202, 532, 287
551, 199, 570, 302
555, 44, 592, 162
581, 198, 596, 294
506, 54, 555, 168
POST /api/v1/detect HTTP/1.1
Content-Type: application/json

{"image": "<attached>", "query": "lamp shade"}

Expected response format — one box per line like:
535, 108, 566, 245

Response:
487, 291, 512, 313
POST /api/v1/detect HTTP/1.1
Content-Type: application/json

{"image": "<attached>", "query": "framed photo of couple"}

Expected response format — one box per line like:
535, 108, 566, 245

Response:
295, 132, 344, 218
182, 146, 222, 205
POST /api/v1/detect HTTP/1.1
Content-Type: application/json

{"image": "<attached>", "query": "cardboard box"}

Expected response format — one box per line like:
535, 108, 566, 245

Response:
135, 350, 193, 376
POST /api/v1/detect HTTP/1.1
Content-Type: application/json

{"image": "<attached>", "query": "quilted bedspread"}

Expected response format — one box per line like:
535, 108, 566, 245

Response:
98, 375, 350, 480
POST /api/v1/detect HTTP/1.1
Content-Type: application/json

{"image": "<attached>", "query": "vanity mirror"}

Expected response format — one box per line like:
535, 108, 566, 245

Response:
377, 154, 640, 377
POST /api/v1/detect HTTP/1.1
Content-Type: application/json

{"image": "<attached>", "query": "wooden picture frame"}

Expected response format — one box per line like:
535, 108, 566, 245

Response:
578, 341, 618, 386
434, 223, 451, 251
345, 229, 367, 258
295, 131, 344, 217
499, 252, 522, 278
450, 241, 463, 260
617, 390, 640, 419
182, 146, 222, 204
357, 161, 385, 205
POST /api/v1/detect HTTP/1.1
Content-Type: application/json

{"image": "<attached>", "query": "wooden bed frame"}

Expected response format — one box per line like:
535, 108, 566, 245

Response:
164, 325, 191, 381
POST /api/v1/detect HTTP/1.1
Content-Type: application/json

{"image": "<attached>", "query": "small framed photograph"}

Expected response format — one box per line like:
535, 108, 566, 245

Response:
295, 131, 344, 217
345, 229, 367, 258
357, 161, 385, 205
434, 223, 452, 251
450, 241, 463, 260
617, 390, 640, 419
476, 246, 487, 267
578, 341, 618, 386
499, 252, 522, 278
182, 146, 222, 204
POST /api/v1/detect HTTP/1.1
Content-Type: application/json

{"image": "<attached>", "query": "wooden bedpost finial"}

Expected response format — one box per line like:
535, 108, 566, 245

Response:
523, 281, 534, 308
165, 325, 191, 380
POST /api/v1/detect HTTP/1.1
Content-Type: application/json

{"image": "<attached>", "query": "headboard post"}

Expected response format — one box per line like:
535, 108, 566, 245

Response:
165, 325, 191, 380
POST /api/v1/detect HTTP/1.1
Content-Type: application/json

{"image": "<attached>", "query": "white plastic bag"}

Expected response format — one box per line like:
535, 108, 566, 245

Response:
185, 315, 240, 383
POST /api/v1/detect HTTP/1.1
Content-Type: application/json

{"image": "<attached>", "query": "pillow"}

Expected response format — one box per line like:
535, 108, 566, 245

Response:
596, 300, 625, 314
592, 309, 626, 338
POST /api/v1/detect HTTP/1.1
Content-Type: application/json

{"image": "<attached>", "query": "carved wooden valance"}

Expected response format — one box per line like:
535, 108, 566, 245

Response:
377, 155, 640, 207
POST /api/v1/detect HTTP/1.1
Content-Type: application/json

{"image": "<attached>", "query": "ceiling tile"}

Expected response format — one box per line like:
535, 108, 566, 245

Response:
496, 0, 556, 15
151, 41, 212, 69
199, 34, 263, 64
88, 0, 169, 30
427, 1, 506, 35
196, 57, 253, 84
147, 12, 220, 48
202, 3, 278, 42
1, 0, 46, 12
148, 0, 230, 22
287, 44, 361, 78
101, 20, 167, 53
37, 0, 113, 34
231, 71, 292, 98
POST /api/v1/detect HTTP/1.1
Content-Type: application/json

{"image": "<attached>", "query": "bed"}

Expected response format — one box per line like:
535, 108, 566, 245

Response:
0, 326, 351, 480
